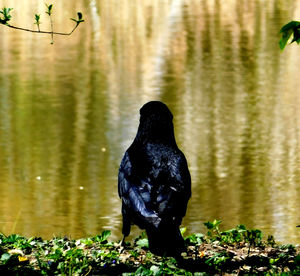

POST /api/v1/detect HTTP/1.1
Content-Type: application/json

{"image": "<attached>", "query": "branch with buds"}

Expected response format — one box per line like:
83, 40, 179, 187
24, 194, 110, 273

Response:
0, 4, 84, 44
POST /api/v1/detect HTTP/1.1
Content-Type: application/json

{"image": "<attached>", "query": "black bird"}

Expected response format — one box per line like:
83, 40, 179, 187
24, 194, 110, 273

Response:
118, 101, 191, 256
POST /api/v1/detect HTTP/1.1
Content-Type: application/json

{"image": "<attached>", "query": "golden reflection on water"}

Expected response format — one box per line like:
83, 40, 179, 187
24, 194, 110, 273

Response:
0, 0, 299, 244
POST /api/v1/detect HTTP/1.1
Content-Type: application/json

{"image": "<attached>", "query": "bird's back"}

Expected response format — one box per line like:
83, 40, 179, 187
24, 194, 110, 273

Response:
130, 142, 190, 220
119, 141, 191, 254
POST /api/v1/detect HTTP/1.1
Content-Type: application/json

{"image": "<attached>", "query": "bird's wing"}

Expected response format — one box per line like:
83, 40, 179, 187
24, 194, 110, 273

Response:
154, 151, 191, 222
118, 151, 161, 228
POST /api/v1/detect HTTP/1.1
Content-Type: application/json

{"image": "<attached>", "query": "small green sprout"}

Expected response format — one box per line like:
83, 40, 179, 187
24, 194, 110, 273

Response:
0, 7, 13, 25
45, 4, 54, 44
71, 12, 84, 27
45, 4, 53, 16
34, 14, 41, 31
204, 219, 222, 238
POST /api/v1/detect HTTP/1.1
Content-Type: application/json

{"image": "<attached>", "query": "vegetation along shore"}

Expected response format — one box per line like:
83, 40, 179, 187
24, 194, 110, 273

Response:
0, 220, 299, 275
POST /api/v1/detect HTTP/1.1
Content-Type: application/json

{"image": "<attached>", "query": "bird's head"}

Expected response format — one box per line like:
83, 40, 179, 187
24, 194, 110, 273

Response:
140, 101, 173, 120
136, 101, 176, 145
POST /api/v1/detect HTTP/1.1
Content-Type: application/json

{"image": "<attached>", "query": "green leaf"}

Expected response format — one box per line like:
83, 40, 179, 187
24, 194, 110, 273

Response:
5, 234, 21, 243
34, 14, 41, 26
0, 7, 13, 25
279, 30, 293, 50
134, 266, 152, 276
270, 258, 279, 265
136, 238, 149, 248
180, 227, 186, 235
70, 12, 84, 26
94, 230, 111, 243
204, 219, 221, 230
212, 219, 222, 227
100, 230, 111, 240
186, 233, 204, 244
279, 21, 300, 50
204, 221, 214, 230
150, 265, 160, 274
237, 224, 246, 230
80, 238, 93, 246
1, 253, 11, 262
280, 21, 300, 33
45, 4, 53, 16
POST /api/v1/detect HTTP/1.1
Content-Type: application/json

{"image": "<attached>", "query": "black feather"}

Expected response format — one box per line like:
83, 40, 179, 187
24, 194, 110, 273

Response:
118, 101, 191, 256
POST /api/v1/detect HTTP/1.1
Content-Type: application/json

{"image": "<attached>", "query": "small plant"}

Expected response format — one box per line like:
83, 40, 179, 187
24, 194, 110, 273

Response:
185, 232, 205, 245
0, 4, 84, 44
45, 4, 54, 44
202, 220, 263, 249
204, 219, 222, 240
244, 229, 262, 253
134, 231, 149, 249
205, 251, 230, 270
93, 229, 111, 244
0, 7, 12, 25
34, 14, 41, 31
220, 224, 247, 244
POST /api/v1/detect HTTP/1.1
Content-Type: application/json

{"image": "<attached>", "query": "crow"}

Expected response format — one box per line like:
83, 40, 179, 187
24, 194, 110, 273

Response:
118, 101, 191, 256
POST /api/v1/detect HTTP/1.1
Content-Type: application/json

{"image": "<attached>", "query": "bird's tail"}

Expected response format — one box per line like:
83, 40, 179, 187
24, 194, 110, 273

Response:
146, 226, 185, 257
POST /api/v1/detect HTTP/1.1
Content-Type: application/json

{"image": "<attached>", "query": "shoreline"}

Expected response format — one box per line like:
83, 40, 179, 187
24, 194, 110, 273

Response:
1, 222, 299, 275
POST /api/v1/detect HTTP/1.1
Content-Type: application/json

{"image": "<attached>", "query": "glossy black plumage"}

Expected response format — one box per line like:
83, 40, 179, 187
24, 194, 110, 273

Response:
118, 101, 191, 256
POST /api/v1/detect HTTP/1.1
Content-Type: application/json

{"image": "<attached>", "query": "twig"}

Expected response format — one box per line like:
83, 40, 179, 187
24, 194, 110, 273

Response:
5, 24, 78, 36
48, 13, 54, 43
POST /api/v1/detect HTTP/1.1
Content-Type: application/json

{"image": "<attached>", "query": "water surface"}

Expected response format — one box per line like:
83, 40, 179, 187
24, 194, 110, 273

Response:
0, 0, 300, 244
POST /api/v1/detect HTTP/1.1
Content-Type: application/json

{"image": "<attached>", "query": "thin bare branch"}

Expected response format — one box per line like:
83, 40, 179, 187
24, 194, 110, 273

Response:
5, 24, 78, 36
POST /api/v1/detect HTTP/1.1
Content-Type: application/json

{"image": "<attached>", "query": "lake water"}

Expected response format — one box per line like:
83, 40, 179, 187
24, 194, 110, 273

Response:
0, 0, 299, 244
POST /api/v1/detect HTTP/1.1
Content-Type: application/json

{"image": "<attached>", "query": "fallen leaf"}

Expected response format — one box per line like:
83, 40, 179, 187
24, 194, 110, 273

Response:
18, 256, 28, 262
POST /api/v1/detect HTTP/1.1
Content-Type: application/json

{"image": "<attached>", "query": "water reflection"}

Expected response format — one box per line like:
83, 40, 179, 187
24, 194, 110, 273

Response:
0, 0, 299, 244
